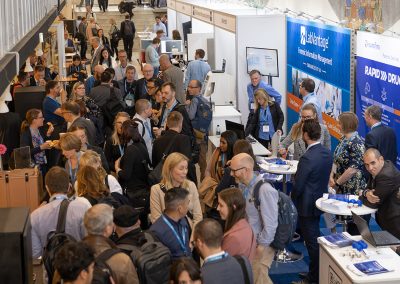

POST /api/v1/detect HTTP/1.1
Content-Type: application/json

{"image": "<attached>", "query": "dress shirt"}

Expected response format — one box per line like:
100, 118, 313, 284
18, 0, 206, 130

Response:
184, 59, 211, 89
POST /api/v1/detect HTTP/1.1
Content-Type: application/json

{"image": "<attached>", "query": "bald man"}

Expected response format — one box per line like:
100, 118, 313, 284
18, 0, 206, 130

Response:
159, 54, 185, 103
360, 148, 400, 239
230, 153, 278, 284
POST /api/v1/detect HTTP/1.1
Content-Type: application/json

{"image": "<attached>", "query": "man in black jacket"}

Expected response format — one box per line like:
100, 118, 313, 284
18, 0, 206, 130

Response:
120, 15, 136, 62
364, 105, 398, 165
360, 148, 400, 239
156, 82, 194, 140
152, 111, 196, 183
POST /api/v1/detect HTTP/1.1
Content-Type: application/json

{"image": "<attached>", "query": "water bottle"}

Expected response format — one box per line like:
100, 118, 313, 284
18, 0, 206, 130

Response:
216, 125, 221, 136
288, 152, 294, 161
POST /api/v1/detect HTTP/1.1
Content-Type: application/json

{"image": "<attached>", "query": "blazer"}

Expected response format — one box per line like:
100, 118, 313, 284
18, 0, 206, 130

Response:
222, 219, 256, 262
158, 102, 194, 139
88, 84, 125, 108
20, 127, 49, 160
365, 124, 398, 165
152, 129, 192, 167
134, 77, 163, 102
360, 161, 400, 238
292, 143, 333, 217
245, 103, 284, 140
90, 44, 104, 72
103, 135, 123, 172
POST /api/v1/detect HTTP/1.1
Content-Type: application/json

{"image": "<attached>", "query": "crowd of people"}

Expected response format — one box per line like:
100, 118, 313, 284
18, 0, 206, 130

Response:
1, 6, 400, 284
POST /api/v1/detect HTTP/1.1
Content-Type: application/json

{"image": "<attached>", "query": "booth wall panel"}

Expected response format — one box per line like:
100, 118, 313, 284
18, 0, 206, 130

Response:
236, 15, 287, 132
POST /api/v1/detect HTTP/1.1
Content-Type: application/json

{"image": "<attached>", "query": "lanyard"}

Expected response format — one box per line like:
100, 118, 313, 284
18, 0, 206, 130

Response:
162, 215, 188, 255
68, 157, 80, 182
161, 100, 178, 127
204, 252, 228, 264
118, 144, 124, 156
125, 79, 133, 94
143, 120, 153, 138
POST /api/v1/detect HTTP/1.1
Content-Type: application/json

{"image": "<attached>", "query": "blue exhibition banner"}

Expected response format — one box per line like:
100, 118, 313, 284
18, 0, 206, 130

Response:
356, 32, 400, 167
286, 17, 352, 150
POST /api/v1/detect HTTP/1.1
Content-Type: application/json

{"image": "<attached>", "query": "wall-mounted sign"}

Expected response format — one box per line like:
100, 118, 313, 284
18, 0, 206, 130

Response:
175, 1, 192, 16
214, 12, 236, 33
192, 6, 213, 24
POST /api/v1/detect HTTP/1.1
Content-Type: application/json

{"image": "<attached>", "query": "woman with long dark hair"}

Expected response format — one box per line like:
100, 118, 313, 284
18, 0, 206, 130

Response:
217, 188, 256, 261
169, 257, 201, 284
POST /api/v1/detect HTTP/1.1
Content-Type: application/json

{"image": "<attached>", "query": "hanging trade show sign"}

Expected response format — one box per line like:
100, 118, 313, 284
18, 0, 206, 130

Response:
356, 31, 400, 167
286, 17, 353, 149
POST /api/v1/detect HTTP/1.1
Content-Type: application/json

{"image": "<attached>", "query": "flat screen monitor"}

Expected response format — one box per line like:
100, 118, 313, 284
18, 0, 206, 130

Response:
14, 86, 46, 120
246, 47, 279, 77
225, 120, 245, 139
161, 40, 184, 54
140, 39, 153, 50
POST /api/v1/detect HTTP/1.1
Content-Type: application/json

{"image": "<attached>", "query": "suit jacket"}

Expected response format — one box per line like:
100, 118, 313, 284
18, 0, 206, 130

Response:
162, 65, 185, 103
69, 117, 97, 146
152, 129, 191, 167
292, 143, 333, 217
88, 84, 124, 108
365, 124, 398, 165
158, 102, 194, 139
360, 161, 400, 238
134, 77, 163, 102
245, 103, 284, 140
90, 44, 104, 72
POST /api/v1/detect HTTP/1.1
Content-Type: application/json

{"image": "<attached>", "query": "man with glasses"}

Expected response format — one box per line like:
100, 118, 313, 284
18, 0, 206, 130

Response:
185, 79, 211, 180
230, 153, 279, 284
299, 78, 322, 123
135, 64, 163, 101
114, 50, 136, 81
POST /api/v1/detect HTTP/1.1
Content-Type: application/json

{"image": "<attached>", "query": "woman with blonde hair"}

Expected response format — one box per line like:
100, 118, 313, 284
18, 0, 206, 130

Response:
59, 133, 83, 184
245, 88, 284, 148
104, 112, 130, 172
150, 152, 202, 227
70, 81, 101, 120
279, 103, 331, 160
79, 150, 122, 194
76, 165, 110, 205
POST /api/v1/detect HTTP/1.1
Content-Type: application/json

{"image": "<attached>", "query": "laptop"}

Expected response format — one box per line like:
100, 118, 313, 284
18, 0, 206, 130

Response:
212, 59, 226, 73
225, 120, 257, 143
351, 212, 400, 247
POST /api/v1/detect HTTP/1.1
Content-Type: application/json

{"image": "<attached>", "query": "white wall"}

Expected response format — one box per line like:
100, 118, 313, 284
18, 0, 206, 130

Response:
191, 18, 214, 33
167, 8, 177, 37
176, 13, 191, 41
214, 26, 236, 81
236, 14, 287, 132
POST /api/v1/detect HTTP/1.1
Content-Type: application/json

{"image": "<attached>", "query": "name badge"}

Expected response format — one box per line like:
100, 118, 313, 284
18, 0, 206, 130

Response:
250, 103, 255, 110
263, 125, 270, 132
125, 99, 133, 107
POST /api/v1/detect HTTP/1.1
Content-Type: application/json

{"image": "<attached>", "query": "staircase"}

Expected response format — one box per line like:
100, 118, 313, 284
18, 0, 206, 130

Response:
74, 5, 166, 52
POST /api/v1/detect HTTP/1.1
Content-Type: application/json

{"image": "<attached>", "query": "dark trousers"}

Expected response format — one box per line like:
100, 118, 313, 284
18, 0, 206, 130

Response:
258, 137, 271, 149
123, 35, 134, 61
110, 40, 119, 58
299, 215, 320, 283
98, 0, 106, 11
80, 41, 88, 60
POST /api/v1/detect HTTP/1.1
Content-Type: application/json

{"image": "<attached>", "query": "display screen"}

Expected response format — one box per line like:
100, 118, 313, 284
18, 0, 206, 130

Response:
161, 40, 184, 54
140, 39, 153, 50
246, 47, 279, 77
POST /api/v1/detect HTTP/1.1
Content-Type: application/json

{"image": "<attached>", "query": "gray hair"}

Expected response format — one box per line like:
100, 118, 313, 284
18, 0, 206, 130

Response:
84, 204, 113, 235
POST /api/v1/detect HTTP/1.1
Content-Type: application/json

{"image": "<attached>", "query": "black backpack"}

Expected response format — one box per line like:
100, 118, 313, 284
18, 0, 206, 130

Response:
92, 248, 121, 284
132, 118, 146, 136
253, 179, 298, 250
43, 200, 77, 284
99, 176, 132, 208
123, 20, 134, 36
102, 87, 126, 128
117, 232, 172, 284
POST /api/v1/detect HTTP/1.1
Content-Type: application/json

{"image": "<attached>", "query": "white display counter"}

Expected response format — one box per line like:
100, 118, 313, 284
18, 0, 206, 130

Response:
320, 236, 400, 283
208, 135, 271, 157
210, 105, 242, 135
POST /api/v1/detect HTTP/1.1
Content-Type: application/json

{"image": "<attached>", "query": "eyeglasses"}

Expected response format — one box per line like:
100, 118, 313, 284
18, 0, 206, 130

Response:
229, 167, 246, 174
300, 115, 313, 120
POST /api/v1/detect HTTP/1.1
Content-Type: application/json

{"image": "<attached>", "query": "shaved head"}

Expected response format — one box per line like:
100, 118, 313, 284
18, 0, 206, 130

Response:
230, 153, 254, 185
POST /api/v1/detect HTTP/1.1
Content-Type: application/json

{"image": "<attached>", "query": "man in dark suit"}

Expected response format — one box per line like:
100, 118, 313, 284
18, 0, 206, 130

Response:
29, 65, 47, 86
134, 64, 163, 102
89, 37, 103, 74
292, 119, 333, 284
364, 105, 398, 165
61, 101, 97, 146
152, 111, 196, 183
156, 82, 194, 140
360, 148, 400, 239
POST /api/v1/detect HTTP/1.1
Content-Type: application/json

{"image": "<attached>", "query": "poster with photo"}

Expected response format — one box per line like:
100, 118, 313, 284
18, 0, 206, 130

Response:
286, 17, 353, 150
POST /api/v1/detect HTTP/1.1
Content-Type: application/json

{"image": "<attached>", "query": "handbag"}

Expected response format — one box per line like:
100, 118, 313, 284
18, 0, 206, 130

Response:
198, 176, 219, 210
